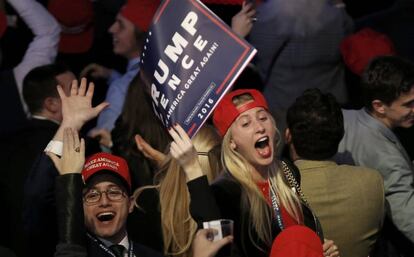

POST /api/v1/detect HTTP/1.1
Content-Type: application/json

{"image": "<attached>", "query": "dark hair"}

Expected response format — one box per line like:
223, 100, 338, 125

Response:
111, 73, 170, 189
362, 56, 414, 111
85, 171, 131, 196
287, 88, 344, 160
22, 63, 70, 114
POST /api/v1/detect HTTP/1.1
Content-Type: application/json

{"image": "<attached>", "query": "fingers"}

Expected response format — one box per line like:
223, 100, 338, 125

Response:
169, 124, 192, 159
57, 85, 67, 99
212, 235, 233, 250
174, 124, 190, 140
135, 134, 157, 156
242, 1, 254, 12
85, 81, 95, 98
78, 77, 88, 96
246, 8, 256, 18
70, 79, 79, 96
80, 63, 95, 78
168, 124, 191, 146
135, 134, 166, 166
135, 134, 144, 151
323, 239, 334, 251
93, 102, 110, 116
323, 239, 339, 257
169, 141, 182, 159
88, 128, 102, 139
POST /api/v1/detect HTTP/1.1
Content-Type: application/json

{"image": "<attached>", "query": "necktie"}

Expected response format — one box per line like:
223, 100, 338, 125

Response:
110, 244, 125, 257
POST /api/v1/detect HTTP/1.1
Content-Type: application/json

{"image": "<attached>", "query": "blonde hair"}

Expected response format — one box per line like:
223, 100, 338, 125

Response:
191, 125, 222, 182
133, 125, 222, 257
222, 93, 303, 250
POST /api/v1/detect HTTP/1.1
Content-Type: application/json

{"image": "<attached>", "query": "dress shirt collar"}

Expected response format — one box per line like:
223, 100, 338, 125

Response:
127, 57, 141, 71
357, 108, 400, 144
98, 234, 130, 250
31, 115, 60, 125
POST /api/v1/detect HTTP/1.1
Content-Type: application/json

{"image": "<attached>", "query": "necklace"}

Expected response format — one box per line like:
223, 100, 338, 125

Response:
268, 178, 284, 230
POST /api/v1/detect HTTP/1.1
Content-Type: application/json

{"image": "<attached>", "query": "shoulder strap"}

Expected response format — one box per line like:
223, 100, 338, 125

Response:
281, 161, 309, 207
281, 161, 325, 241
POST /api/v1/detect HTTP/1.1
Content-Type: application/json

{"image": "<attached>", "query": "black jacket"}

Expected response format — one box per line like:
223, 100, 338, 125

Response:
54, 174, 164, 257
187, 160, 323, 257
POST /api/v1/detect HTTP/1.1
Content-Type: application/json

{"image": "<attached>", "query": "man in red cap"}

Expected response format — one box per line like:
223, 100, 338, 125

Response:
50, 132, 231, 257
49, 135, 165, 257
82, 0, 160, 141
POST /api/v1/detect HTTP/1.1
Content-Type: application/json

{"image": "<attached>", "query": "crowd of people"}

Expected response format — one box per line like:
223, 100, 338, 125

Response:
1, 0, 414, 257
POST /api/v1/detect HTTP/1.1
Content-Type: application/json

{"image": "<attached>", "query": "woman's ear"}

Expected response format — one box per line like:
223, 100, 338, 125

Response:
230, 139, 237, 150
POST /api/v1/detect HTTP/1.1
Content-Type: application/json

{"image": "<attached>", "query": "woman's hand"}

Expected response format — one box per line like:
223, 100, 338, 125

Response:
47, 128, 85, 175
192, 229, 233, 257
80, 63, 112, 80
323, 239, 340, 257
135, 134, 166, 168
231, 1, 256, 38
168, 124, 203, 181
89, 128, 113, 148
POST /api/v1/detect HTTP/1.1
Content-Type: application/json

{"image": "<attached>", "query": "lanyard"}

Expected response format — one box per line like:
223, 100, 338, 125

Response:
86, 232, 134, 257
268, 179, 284, 230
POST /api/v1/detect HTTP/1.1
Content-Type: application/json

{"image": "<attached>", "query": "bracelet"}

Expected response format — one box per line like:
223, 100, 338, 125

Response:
44, 140, 63, 156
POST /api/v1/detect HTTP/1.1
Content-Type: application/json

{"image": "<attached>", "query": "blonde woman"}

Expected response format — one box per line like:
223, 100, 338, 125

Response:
168, 89, 339, 257
132, 125, 223, 257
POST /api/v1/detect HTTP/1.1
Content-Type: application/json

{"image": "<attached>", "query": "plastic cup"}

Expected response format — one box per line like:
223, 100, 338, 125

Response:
202, 219, 234, 242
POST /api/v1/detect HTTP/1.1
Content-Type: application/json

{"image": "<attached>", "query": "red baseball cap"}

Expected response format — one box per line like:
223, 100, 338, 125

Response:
340, 28, 395, 76
213, 89, 268, 137
120, 0, 160, 32
0, 11, 7, 39
270, 225, 323, 257
48, 0, 94, 54
82, 152, 131, 191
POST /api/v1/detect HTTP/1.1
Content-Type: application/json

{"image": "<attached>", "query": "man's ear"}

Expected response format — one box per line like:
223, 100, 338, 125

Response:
285, 128, 292, 144
372, 100, 387, 115
128, 196, 135, 214
43, 97, 60, 113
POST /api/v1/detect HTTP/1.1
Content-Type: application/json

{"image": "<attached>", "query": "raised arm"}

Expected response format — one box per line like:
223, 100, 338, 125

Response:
168, 124, 204, 181
23, 78, 107, 254
10, 0, 61, 111
51, 128, 88, 257
169, 124, 221, 222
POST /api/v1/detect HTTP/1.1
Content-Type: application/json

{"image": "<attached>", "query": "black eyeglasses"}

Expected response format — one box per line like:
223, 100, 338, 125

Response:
83, 187, 126, 204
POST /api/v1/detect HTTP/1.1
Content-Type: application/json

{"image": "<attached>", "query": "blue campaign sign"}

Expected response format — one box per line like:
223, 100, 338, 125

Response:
140, 0, 256, 137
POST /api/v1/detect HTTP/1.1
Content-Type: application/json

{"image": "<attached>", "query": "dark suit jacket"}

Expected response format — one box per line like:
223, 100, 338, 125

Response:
54, 174, 164, 257
0, 118, 58, 257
